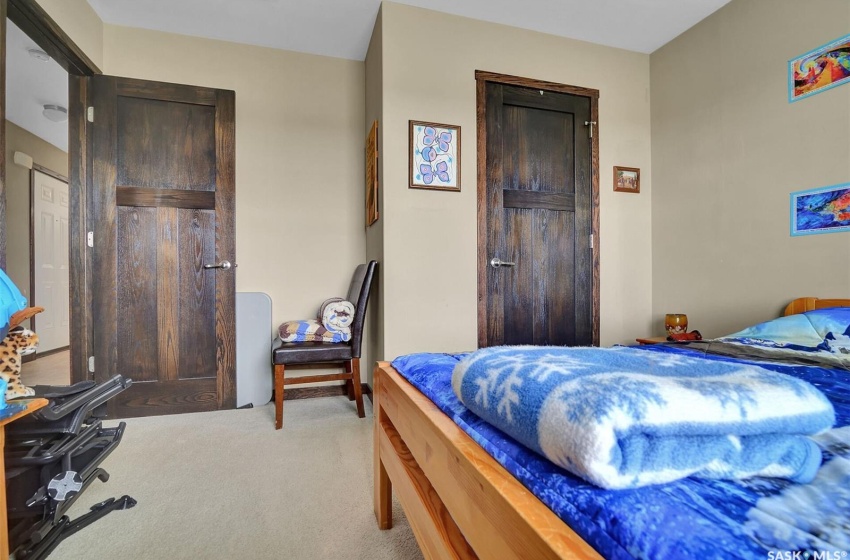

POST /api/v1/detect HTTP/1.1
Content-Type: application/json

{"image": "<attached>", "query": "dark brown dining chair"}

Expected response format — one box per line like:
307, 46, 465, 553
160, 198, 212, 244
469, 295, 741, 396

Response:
272, 261, 377, 429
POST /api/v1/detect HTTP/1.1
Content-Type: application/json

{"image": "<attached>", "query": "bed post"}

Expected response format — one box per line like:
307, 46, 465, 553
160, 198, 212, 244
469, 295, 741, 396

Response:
373, 362, 392, 529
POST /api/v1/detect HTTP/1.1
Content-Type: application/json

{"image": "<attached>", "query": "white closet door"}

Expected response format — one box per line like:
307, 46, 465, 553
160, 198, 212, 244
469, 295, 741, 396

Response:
33, 170, 70, 353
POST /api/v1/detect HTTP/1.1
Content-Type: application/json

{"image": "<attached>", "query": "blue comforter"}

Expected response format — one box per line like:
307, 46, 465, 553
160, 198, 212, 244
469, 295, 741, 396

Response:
391, 347, 850, 560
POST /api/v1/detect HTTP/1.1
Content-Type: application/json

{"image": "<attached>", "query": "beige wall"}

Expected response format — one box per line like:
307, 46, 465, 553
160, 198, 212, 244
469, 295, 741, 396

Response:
35, 0, 104, 70
4, 120, 68, 316
650, 0, 850, 338
378, 2, 653, 358
102, 25, 368, 378
365, 7, 384, 383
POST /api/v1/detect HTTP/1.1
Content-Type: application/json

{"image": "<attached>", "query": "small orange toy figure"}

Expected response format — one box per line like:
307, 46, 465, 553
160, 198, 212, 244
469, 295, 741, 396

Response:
667, 330, 703, 342
9, 306, 45, 329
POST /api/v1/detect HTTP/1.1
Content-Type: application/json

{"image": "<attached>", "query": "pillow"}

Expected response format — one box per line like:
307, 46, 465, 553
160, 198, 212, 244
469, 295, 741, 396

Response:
806, 308, 850, 353
721, 315, 824, 350
0, 269, 26, 331
720, 307, 850, 354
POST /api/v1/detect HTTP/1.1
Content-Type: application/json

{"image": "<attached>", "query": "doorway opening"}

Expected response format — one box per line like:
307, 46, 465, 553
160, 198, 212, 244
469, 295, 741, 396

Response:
5, 17, 70, 383
2, 0, 100, 386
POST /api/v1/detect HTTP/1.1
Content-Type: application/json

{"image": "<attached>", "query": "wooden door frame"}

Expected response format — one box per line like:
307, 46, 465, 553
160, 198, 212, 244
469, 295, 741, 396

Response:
0, 0, 100, 383
475, 70, 600, 348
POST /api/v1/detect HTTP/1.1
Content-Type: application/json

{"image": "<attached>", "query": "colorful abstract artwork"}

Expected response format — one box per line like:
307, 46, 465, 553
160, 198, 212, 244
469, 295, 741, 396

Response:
791, 183, 850, 236
789, 33, 850, 102
409, 121, 460, 191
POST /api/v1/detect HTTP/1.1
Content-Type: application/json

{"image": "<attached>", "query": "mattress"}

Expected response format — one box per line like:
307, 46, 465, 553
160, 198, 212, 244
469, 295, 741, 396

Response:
391, 346, 850, 560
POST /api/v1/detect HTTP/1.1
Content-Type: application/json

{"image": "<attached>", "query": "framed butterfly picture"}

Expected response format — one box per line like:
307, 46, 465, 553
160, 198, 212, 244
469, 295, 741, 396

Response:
409, 120, 461, 191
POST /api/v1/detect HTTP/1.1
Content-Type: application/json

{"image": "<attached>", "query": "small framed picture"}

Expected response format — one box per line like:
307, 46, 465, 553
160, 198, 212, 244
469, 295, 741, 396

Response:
366, 120, 379, 227
409, 120, 460, 191
614, 166, 640, 193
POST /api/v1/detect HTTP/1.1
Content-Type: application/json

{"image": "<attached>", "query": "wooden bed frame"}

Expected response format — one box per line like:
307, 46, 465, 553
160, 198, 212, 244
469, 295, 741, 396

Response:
373, 297, 850, 559
783, 297, 850, 316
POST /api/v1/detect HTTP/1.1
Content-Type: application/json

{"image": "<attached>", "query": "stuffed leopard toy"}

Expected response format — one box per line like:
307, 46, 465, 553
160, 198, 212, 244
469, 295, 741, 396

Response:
0, 326, 38, 400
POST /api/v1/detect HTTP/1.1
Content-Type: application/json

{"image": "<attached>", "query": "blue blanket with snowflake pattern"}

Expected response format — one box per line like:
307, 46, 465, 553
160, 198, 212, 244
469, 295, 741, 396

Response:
392, 349, 850, 559
451, 346, 834, 489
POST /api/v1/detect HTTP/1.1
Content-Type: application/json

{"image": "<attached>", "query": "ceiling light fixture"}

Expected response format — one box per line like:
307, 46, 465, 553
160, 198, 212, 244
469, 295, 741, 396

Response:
42, 104, 68, 122
27, 48, 50, 62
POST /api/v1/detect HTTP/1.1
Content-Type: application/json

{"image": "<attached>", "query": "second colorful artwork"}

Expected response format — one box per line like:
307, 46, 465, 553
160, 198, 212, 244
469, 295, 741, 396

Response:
791, 183, 850, 236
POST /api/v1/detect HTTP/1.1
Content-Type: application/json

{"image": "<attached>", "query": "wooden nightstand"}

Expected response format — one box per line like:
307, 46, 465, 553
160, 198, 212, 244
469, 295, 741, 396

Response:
635, 336, 668, 345
0, 398, 48, 557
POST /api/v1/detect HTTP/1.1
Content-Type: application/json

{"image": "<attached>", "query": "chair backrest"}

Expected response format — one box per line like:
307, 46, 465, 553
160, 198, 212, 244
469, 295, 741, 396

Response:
346, 261, 378, 358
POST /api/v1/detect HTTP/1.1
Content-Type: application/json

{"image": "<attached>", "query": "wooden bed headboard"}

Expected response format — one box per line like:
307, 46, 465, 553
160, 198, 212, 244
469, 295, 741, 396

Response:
784, 297, 850, 316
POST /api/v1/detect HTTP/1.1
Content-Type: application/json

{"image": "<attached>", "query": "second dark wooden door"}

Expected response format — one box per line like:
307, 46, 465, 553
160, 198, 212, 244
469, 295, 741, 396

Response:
481, 80, 595, 347
89, 76, 235, 418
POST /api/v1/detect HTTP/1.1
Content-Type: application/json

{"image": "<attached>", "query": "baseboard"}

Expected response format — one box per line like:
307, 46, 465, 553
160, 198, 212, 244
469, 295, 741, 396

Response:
23, 346, 70, 363
282, 383, 372, 401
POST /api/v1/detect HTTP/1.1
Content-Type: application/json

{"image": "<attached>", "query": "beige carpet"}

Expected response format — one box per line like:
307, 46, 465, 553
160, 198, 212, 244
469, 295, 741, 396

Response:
52, 398, 422, 560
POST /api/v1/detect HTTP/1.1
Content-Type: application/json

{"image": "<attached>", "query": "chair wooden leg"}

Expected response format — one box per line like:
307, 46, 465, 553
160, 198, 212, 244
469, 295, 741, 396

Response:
274, 364, 285, 430
344, 361, 355, 401
351, 358, 365, 418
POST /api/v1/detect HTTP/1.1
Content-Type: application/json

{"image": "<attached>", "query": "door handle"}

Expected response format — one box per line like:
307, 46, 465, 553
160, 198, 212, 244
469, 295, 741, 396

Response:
203, 260, 235, 270
490, 258, 516, 268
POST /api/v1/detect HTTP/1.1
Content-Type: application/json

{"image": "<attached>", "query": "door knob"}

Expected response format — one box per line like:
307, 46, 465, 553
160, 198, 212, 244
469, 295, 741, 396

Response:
490, 258, 516, 268
203, 260, 234, 270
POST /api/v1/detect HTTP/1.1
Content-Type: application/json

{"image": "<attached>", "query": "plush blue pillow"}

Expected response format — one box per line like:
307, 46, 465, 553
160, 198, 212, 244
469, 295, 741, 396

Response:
721, 307, 850, 354
0, 269, 26, 331
806, 308, 850, 353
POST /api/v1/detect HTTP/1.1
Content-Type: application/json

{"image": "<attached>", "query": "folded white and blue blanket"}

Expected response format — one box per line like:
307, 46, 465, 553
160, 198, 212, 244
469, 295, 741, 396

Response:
452, 346, 835, 489
317, 297, 355, 336
278, 319, 350, 343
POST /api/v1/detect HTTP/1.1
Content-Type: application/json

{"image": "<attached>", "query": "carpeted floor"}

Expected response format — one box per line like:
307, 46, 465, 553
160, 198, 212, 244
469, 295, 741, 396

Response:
52, 398, 422, 560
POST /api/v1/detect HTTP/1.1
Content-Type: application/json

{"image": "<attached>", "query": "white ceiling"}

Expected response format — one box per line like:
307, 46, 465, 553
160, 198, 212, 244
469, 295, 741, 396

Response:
5, 20, 68, 152
86, 0, 732, 61
4, 0, 732, 152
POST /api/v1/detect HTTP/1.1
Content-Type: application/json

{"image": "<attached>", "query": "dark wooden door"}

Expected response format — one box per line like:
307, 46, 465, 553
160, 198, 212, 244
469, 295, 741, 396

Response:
89, 76, 235, 418
479, 76, 598, 347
